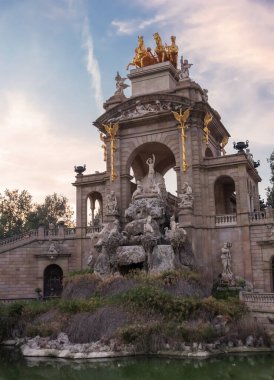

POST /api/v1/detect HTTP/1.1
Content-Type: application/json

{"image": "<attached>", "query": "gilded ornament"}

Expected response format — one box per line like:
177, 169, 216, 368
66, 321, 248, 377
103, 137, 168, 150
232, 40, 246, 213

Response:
172, 108, 191, 172
203, 112, 213, 146
220, 136, 229, 156
102, 122, 119, 182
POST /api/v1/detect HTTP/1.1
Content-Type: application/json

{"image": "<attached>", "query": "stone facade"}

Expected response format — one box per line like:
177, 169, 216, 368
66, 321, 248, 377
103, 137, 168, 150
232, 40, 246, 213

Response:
0, 59, 274, 300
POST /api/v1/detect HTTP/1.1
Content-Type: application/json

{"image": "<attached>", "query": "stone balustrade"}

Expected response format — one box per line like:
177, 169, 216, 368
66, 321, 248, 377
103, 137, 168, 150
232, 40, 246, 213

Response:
0, 229, 38, 247
86, 226, 102, 234
240, 291, 274, 304
249, 211, 266, 222
0, 225, 103, 253
215, 214, 237, 226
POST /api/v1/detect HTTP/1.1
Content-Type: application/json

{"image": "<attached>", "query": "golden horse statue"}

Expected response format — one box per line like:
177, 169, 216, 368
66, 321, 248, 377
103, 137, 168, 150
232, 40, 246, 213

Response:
126, 36, 157, 70
153, 32, 168, 63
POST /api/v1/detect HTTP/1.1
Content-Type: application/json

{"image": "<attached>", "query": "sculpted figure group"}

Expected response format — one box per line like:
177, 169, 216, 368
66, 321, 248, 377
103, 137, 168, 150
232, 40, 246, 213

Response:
127, 33, 178, 70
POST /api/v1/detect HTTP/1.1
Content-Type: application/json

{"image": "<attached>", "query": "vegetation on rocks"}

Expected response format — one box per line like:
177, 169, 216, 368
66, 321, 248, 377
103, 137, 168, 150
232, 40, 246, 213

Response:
0, 270, 271, 352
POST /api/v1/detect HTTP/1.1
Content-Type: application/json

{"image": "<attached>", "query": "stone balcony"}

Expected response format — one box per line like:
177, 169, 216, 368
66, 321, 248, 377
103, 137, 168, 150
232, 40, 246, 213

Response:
215, 214, 237, 226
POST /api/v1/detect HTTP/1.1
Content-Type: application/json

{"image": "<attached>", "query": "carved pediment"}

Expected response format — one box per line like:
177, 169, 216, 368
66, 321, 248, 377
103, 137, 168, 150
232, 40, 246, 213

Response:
94, 94, 193, 131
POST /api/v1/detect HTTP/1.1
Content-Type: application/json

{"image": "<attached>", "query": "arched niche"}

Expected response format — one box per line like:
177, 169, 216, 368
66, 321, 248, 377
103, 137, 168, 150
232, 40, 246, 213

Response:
43, 264, 63, 298
214, 175, 236, 215
87, 191, 103, 226
205, 147, 214, 158
127, 142, 176, 182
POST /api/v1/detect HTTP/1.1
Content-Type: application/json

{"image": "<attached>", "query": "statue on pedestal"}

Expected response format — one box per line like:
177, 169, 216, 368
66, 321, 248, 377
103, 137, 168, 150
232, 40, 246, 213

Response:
178, 182, 194, 208
178, 56, 193, 80
220, 242, 235, 285
114, 72, 129, 96
106, 191, 118, 215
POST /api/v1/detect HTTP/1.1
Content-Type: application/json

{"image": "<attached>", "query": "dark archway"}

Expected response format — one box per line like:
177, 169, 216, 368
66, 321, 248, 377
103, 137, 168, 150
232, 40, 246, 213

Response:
214, 175, 236, 214
44, 264, 63, 298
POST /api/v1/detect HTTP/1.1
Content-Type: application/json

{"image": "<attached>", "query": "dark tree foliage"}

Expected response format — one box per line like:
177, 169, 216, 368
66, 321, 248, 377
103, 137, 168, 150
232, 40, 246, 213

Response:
0, 189, 33, 238
266, 151, 274, 208
0, 190, 74, 239
26, 193, 74, 229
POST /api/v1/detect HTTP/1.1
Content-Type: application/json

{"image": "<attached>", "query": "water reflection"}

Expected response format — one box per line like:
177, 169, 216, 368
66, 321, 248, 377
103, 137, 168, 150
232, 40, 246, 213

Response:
0, 348, 274, 380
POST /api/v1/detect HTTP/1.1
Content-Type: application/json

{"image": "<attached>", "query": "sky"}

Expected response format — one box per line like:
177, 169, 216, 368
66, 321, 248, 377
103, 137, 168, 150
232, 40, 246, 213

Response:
0, 0, 274, 212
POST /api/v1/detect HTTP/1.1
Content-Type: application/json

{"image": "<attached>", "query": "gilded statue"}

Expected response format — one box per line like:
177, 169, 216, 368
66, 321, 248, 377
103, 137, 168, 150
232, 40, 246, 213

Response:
127, 33, 179, 70
103, 122, 119, 140
166, 36, 178, 68
153, 32, 168, 63
126, 35, 157, 70
172, 108, 191, 129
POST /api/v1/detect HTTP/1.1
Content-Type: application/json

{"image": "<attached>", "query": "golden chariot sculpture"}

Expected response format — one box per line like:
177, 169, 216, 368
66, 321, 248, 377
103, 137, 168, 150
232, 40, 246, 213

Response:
127, 33, 179, 70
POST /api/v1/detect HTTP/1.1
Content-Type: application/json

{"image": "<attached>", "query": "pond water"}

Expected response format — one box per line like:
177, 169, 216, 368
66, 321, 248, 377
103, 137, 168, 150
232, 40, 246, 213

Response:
1, 348, 274, 380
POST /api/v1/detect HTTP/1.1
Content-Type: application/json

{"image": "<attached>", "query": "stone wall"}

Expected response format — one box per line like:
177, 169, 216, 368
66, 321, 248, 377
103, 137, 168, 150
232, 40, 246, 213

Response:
0, 228, 91, 300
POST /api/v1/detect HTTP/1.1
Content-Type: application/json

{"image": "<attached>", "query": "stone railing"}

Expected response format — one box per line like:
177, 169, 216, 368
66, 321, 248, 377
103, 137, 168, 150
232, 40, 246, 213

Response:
215, 214, 237, 226
0, 225, 104, 253
240, 292, 274, 304
65, 227, 77, 236
249, 211, 266, 222
86, 226, 102, 234
0, 229, 38, 247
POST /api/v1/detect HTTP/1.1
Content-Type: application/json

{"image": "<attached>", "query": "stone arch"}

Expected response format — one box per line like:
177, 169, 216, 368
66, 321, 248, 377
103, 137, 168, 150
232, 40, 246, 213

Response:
205, 147, 214, 158
43, 264, 63, 298
125, 141, 177, 181
87, 191, 103, 226
214, 175, 236, 215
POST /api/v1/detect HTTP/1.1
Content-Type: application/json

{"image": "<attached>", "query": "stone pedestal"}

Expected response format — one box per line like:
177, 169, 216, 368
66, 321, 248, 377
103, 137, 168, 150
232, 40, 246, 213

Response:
178, 207, 194, 227
128, 62, 178, 96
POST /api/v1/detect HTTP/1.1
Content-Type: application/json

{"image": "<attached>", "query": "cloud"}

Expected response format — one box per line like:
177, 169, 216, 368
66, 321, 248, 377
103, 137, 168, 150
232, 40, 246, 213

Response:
112, 14, 166, 35
0, 91, 105, 207
44, 0, 80, 20
82, 16, 104, 113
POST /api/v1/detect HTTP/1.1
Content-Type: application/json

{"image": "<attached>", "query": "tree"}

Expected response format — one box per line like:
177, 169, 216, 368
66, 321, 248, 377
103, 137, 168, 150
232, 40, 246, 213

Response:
0, 189, 33, 238
26, 193, 74, 229
0, 190, 74, 239
266, 150, 274, 208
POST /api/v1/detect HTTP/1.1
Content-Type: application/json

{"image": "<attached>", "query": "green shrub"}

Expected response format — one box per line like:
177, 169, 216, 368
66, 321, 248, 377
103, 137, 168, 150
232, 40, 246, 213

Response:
179, 320, 217, 343
212, 288, 240, 300
0, 302, 25, 341
25, 321, 60, 338
119, 321, 162, 352
22, 300, 58, 318
120, 285, 200, 321
202, 296, 247, 319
